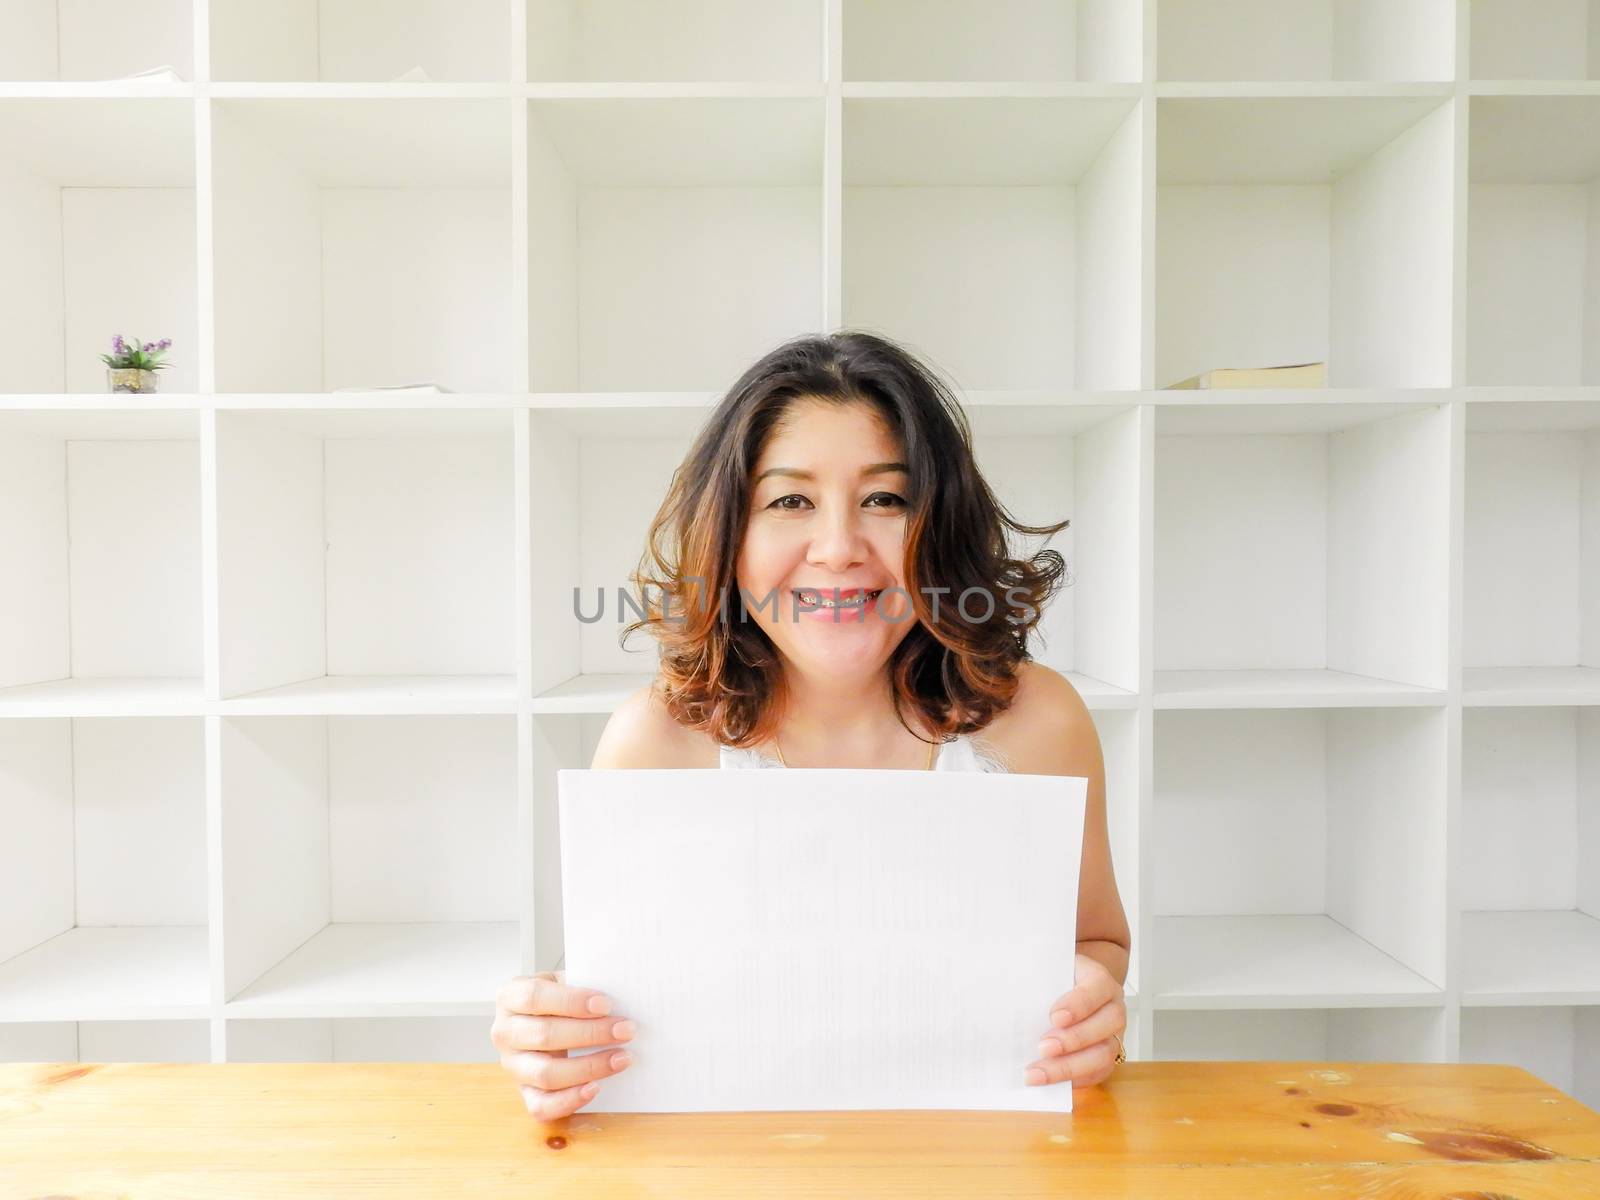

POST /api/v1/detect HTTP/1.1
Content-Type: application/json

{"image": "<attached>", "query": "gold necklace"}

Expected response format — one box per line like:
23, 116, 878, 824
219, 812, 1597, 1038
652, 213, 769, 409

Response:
773, 731, 940, 770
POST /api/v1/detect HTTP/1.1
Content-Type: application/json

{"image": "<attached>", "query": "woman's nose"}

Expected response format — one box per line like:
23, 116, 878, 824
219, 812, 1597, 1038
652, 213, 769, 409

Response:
806, 506, 867, 570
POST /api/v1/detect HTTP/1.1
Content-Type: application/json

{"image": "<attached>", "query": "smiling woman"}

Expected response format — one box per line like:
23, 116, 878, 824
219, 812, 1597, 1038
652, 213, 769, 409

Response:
490, 329, 1132, 1121
622, 329, 1072, 762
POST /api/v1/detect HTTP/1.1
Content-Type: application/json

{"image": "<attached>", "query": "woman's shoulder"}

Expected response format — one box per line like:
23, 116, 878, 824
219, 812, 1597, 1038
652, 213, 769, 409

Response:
591, 663, 1095, 772
590, 678, 722, 769
977, 661, 1099, 776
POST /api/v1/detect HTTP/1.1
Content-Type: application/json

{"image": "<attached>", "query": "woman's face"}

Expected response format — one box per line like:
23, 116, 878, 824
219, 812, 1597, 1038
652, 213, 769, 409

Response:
735, 398, 920, 682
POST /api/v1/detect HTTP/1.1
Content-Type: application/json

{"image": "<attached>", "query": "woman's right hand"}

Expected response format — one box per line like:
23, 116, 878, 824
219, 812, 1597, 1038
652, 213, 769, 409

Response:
491, 969, 636, 1119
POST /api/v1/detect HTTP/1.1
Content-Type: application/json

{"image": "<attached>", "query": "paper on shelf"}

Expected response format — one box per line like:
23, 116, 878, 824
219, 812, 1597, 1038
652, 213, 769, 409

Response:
330, 382, 454, 394
115, 64, 185, 83
558, 767, 1087, 1114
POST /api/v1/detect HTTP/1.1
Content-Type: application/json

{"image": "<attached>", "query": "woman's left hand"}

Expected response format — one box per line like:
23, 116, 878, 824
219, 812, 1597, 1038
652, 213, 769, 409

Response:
1025, 953, 1127, 1089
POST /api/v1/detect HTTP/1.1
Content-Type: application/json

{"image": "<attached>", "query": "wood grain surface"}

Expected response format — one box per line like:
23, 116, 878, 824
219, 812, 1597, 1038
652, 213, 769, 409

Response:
3, 1060, 1599, 1198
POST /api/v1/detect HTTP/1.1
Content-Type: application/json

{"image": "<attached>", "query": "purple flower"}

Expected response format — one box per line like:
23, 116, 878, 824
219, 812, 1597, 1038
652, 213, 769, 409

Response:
112, 334, 127, 353
157, 338, 171, 349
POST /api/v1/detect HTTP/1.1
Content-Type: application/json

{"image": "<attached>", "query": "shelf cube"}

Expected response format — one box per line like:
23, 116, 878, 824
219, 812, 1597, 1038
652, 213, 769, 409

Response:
1470, 0, 1600, 80
844, 96, 1142, 391
216, 409, 517, 706
1155, 1007, 1447, 1062
211, 98, 513, 393
1468, 97, 1600, 387
0, 100, 196, 395
1461, 1007, 1600, 1110
843, 0, 1141, 82
1157, 0, 1454, 82
1155, 403, 1450, 701
1464, 401, 1600, 700
1152, 707, 1447, 1006
227, 1015, 495, 1061
528, 0, 820, 82
526, 405, 695, 694
527, 710, 613, 973
0, 412, 202, 712
211, 0, 510, 82
0, 717, 207, 1023
0, 0, 193, 82
0, 1020, 209, 1064
1157, 96, 1455, 389
963, 404, 1142, 697
526, 98, 823, 391
220, 714, 519, 1014
1462, 707, 1600, 1006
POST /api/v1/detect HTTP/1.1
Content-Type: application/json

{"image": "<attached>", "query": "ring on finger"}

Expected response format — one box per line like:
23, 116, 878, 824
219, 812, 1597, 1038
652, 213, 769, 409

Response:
1045, 998, 1124, 1059
1111, 1032, 1126, 1065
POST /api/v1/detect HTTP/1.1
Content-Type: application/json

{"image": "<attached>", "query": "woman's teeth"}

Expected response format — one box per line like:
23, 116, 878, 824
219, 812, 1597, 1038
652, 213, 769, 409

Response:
797, 589, 882, 608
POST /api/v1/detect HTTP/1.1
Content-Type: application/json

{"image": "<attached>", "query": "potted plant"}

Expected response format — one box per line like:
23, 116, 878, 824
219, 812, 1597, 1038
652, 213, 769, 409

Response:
101, 334, 173, 393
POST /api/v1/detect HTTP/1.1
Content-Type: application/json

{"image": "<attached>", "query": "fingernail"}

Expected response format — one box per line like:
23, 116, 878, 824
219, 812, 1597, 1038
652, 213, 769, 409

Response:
581, 1082, 598, 1099
611, 1019, 637, 1041
588, 994, 612, 1016
521, 1085, 537, 1112
610, 1051, 632, 1070
1024, 1067, 1047, 1086
1038, 1038, 1059, 1058
1051, 1009, 1074, 1027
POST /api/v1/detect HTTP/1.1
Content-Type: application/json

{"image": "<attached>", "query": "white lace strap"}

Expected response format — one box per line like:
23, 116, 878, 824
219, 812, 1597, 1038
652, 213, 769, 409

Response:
719, 743, 783, 769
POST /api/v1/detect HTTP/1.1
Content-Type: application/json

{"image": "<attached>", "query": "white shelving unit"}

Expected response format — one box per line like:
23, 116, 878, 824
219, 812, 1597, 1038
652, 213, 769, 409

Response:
1, 1, 1597, 1105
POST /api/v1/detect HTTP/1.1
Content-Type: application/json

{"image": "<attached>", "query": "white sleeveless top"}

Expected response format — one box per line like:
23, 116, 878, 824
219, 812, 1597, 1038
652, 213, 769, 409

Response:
719, 732, 1011, 773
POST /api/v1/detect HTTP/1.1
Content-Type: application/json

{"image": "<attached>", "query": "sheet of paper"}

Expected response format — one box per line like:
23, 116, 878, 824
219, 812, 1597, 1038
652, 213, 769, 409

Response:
558, 767, 1087, 1113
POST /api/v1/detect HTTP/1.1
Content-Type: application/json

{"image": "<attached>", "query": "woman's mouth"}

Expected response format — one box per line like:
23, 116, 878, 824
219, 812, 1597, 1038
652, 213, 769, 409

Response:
793, 587, 885, 621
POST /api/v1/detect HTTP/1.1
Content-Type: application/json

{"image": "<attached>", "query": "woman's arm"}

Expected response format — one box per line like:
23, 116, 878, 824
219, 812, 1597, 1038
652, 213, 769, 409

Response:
1005, 663, 1132, 1088
1006, 662, 1133, 979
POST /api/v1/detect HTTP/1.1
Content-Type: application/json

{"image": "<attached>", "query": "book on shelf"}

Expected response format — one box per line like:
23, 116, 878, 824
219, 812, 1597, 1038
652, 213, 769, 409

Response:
1165, 361, 1327, 389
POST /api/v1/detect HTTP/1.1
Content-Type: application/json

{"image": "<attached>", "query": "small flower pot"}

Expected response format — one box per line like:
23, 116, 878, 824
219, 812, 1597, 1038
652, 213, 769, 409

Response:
107, 367, 159, 394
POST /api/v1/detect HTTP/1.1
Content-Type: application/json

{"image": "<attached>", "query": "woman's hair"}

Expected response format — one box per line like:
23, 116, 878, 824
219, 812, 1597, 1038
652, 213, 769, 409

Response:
621, 329, 1070, 750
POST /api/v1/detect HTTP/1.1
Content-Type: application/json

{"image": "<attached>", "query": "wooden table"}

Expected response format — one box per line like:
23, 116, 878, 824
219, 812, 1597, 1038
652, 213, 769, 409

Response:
4, 1060, 1599, 1197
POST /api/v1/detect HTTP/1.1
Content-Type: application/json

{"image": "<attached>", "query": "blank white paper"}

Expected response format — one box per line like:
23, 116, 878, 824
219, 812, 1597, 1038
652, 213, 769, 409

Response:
557, 767, 1087, 1113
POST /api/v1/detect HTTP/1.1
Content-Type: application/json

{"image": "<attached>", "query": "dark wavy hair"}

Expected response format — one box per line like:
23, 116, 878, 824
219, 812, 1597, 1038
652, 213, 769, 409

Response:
620, 329, 1071, 751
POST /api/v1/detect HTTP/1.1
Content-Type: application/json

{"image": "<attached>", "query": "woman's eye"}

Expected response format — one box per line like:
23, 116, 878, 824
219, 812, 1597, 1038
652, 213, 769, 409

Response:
766, 492, 907, 511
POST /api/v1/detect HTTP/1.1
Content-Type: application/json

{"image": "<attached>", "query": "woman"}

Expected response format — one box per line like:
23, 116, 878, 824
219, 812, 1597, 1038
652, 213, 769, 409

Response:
491, 330, 1131, 1120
